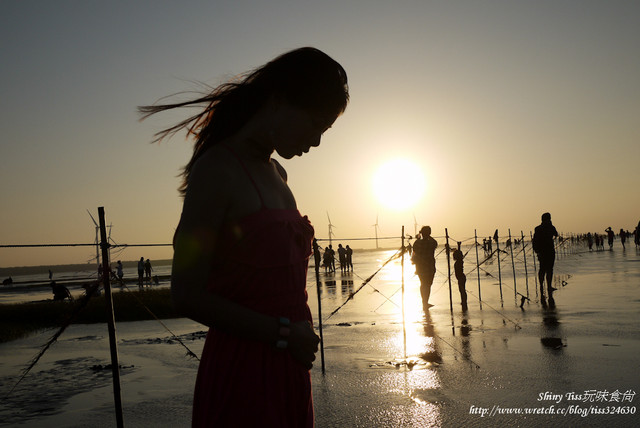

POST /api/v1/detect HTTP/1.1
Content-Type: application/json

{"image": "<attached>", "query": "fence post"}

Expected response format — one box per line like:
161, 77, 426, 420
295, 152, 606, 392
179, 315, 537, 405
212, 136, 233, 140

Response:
521, 231, 529, 299
312, 240, 326, 374
474, 230, 482, 310
98, 207, 124, 428
445, 228, 453, 313
530, 231, 539, 298
509, 229, 517, 303
401, 226, 407, 360
495, 230, 503, 305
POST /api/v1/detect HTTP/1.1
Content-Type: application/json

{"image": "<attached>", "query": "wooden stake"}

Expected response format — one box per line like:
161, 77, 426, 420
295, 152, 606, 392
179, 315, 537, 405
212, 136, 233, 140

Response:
474, 230, 482, 309
312, 240, 326, 374
401, 226, 407, 360
521, 231, 529, 299
445, 228, 453, 313
98, 207, 124, 428
530, 231, 539, 298
509, 229, 517, 303
495, 230, 503, 305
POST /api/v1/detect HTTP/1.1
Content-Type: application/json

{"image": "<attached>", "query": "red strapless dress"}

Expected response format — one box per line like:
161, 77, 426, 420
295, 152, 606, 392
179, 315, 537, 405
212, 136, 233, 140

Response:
191, 208, 315, 427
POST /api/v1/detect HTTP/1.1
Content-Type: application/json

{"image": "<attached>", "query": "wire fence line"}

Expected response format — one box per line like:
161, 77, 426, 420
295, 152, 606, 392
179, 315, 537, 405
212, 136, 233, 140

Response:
2, 227, 591, 401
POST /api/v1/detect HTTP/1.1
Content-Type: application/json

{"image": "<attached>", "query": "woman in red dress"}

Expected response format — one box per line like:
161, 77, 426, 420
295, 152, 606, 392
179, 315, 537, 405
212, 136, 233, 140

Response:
140, 47, 349, 427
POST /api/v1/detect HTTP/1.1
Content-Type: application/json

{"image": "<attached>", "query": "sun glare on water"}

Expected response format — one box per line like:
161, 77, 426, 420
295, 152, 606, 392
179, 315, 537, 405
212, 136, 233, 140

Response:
372, 158, 426, 211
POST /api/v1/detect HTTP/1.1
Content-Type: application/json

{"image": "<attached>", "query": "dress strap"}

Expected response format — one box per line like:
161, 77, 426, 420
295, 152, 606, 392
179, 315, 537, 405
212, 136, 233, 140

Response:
221, 143, 266, 208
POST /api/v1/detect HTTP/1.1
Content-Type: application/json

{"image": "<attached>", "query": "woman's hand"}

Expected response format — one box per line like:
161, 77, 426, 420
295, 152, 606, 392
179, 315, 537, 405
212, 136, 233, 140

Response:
287, 321, 320, 370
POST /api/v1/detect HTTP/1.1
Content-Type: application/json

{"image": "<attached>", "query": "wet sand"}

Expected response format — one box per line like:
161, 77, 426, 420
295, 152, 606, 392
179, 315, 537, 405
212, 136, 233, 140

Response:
1, 245, 639, 427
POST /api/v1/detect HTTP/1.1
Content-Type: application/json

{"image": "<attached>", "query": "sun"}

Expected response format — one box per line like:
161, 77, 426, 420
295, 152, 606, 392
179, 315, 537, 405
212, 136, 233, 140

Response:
372, 158, 426, 211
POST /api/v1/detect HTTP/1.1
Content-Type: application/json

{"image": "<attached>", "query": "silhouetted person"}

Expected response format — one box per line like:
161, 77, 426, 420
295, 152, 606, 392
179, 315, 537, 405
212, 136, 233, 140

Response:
144, 259, 153, 283
635, 221, 640, 247
328, 245, 336, 272
137, 257, 145, 288
337, 244, 347, 273
51, 281, 72, 301
605, 227, 615, 250
587, 232, 593, 251
619, 228, 626, 250
412, 226, 438, 308
533, 212, 558, 300
345, 245, 353, 271
312, 239, 322, 274
453, 243, 468, 311
141, 47, 344, 426
48, 269, 53, 280
116, 260, 124, 284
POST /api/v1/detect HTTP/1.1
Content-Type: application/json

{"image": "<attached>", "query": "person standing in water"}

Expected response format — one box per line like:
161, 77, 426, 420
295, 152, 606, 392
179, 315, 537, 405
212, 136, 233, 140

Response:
412, 225, 438, 308
345, 245, 353, 271
453, 242, 468, 311
139, 47, 348, 427
605, 227, 615, 250
137, 257, 145, 288
533, 212, 559, 301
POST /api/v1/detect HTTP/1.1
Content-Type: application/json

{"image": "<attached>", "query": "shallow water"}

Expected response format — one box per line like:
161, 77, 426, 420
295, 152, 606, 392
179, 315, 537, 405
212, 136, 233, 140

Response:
1, 244, 639, 427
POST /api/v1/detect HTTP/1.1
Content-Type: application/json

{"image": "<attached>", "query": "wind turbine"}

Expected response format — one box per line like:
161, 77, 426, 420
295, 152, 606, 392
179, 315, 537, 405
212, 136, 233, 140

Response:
87, 209, 114, 276
327, 212, 336, 247
372, 214, 380, 249
87, 210, 101, 276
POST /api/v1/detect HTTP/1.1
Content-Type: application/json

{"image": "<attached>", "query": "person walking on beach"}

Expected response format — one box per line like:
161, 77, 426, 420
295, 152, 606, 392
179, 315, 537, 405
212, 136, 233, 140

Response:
140, 47, 348, 427
412, 225, 438, 308
605, 227, 615, 250
532, 213, 558, 301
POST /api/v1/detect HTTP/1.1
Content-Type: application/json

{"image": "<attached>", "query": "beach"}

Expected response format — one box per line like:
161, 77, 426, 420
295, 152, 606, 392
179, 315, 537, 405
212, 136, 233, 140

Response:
1, 243, 639, 427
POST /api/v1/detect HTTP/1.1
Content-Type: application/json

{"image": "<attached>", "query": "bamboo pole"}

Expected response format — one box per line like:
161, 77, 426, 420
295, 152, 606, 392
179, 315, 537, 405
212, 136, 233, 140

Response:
445, 228, 453, 313
495, 230, 503, 305
312, 240, 326, 374
521, 231, 529, 299
474, 230, 482, 309
401, 226, 407, 360
509, 229, 517, 303
98, 207, 124, 428
530, 231, 539, 298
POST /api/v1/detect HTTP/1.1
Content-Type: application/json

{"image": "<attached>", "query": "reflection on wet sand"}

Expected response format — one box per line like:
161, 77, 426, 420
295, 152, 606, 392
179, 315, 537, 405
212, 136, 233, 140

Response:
540, 297, 565, 350
421, 310, 443, 365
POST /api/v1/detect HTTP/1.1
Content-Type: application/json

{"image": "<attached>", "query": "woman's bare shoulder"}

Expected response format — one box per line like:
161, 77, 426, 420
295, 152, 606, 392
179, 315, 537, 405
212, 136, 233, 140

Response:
190, 145, 237, 181
181, 146, 238, 219
271, 158, 288, 182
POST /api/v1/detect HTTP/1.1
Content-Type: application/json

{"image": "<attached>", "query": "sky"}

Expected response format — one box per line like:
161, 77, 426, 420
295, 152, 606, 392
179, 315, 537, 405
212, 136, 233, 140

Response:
1, 0, 639, 267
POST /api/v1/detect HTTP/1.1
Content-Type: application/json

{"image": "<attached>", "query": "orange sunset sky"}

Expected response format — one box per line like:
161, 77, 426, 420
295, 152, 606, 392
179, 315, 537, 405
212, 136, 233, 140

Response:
1, 1, 639, 267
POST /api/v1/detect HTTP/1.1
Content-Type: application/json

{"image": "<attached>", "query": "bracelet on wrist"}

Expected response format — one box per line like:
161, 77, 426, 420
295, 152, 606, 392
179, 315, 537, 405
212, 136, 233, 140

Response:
275, 317, 291, 350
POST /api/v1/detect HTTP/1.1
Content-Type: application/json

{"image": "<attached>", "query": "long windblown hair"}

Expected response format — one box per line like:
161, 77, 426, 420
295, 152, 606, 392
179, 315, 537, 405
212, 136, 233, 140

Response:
139, 47, 349, 195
